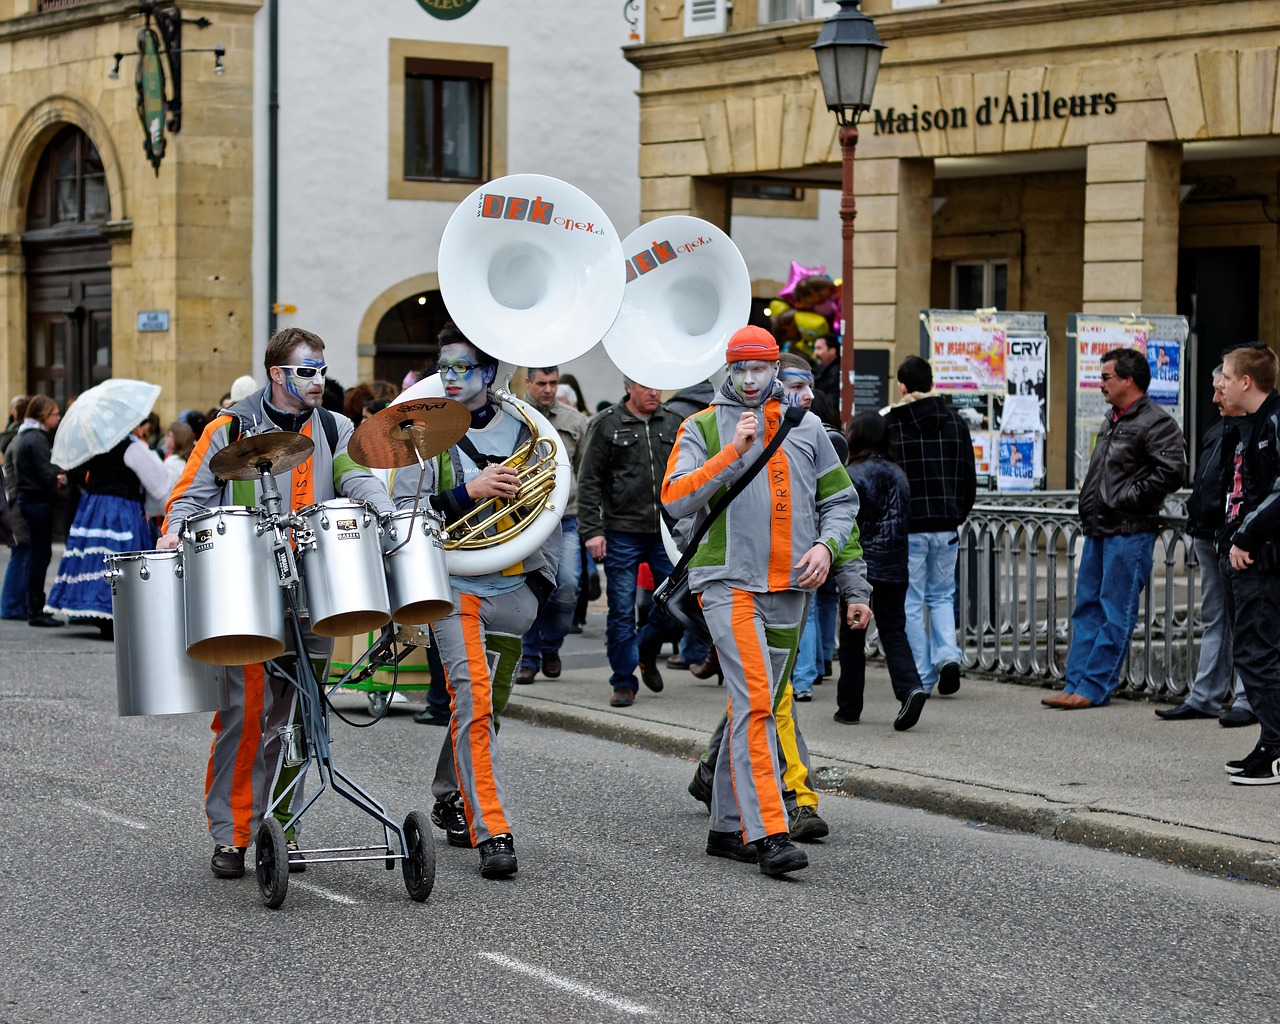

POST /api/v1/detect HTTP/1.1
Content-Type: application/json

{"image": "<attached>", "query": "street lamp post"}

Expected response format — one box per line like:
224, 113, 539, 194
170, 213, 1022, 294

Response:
812, 0, 884, 424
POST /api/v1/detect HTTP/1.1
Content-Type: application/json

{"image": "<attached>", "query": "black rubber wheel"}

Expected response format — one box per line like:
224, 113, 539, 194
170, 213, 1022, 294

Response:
256, 818, 289, 909
402, 811, 436, 902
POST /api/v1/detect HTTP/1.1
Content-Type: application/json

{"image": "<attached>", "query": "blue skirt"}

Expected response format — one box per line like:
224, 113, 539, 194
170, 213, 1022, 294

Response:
47, 494, 151, 620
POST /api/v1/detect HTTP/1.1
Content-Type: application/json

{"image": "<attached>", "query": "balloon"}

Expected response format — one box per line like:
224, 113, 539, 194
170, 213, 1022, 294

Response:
794, 311, 830, 343
778, 261, 827, 301
765, 298, 793, 319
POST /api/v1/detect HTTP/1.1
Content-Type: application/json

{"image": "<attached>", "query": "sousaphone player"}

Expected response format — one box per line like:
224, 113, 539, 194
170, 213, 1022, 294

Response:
390, 322, 560, 880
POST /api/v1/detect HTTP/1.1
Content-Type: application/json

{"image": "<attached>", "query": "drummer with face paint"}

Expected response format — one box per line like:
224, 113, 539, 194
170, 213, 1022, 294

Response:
159, 327, 394, 881
661, 326, 872, 876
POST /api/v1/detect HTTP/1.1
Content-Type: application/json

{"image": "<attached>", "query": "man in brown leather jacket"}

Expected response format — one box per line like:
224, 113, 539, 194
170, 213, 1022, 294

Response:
1044, 347, 1185, 710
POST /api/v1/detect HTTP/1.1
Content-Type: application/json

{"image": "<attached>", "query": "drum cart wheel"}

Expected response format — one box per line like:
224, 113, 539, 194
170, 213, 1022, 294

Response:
256, 818, 290, 909
402, 811, 436, 902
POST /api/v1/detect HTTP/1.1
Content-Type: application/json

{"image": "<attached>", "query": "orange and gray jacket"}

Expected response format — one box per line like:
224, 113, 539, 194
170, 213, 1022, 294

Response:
661, 392, 869, 603
162, 389, 392, 535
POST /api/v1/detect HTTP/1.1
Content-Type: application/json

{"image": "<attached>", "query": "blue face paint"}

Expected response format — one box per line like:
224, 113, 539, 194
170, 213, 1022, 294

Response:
278, 351, 326, 409
779, 367, 814, 409
438, 343, 492, 409
729, 360, 777, 407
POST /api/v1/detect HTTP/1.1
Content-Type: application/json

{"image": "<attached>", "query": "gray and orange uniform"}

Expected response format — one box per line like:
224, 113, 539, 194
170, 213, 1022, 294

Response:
662, 385, 867, 844
390, 397, 558, 847
162, 388, 392, 849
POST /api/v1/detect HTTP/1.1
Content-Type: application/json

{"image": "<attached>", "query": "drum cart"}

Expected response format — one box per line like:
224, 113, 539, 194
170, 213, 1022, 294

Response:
204, 433, 440, 910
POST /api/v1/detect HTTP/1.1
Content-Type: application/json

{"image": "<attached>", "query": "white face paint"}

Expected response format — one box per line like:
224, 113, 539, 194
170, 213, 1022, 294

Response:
729, 360, 778, 407
271, 345, 327, 412
437, 342, 493, 410
779, 366, 814, 410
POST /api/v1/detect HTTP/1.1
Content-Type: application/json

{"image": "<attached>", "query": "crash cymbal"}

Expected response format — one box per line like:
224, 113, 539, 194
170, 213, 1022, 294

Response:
209, 432, 315, 480
349, 397, 470, 469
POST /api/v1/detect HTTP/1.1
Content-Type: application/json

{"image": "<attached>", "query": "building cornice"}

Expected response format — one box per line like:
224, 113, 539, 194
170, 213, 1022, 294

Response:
0, 0, 260, 44
624, 0, 1269, 73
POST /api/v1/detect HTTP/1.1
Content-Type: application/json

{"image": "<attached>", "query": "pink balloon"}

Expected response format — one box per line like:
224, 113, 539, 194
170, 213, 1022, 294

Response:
778, 261, 827, 301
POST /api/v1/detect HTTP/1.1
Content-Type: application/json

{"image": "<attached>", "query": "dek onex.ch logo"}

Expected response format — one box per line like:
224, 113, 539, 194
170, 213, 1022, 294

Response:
622, 235, 712, 283
477, 192, 607, 235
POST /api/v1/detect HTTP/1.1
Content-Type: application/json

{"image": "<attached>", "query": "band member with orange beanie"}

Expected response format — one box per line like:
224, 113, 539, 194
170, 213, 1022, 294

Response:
662, 326, 872, 876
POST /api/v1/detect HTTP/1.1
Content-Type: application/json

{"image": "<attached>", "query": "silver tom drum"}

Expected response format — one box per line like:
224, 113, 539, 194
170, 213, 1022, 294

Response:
296, 499, 391, 637
106, 551, 221, 715
182, 507, 285, 665
381, 509, 453, 624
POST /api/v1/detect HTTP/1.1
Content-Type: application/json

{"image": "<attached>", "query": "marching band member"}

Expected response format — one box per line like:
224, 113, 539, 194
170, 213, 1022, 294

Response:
160, 327, 394, 880
662, 326, 872, 876
391, 323, 558, 880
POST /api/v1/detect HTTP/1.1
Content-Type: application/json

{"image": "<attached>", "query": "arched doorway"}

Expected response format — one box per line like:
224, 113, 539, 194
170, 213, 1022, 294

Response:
372, 287, 451, 386
22, 125, 112, 405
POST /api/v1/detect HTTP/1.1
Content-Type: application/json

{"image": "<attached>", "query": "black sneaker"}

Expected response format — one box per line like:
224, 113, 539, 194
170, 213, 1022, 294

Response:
894, 689, 928, 732
210, 844, 246, 879
431, 800, 473, 848
1228, 745, 1280, 786
937, 662, 961, 695
688, 765, 713, 810
639, 660, 664, 693
754, 833, 808, 876
706, 829, 757, 863
477, 834, 518, 878
788, 805, 829, 843
286, 838, 306, 874
1225, 742, 1265, 776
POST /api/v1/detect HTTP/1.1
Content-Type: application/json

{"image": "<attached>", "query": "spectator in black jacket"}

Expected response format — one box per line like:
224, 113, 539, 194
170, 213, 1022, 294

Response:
1156, 362, 1254, 726
837, 411, 927, 731
813, 335, 841, 412
10, 395, 65, 628
883, 355, 977, 697
1219, 345, 1280, 783
1044, 348, 1185, 711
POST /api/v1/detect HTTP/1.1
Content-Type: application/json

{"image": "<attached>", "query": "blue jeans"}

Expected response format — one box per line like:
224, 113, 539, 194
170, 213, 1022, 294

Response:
905, 531, 963, 691
521, 516, 582, 671
1063, 533, 1154, 705
602, 530, 674, 691
2, 543, 30, 618
792, 586, 837, 695
679, 630, 709, 665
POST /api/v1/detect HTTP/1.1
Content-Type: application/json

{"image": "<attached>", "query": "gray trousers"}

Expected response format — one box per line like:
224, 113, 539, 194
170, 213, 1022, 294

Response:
429, 584, 537, 845
701, 583, 807, 843
1186, 537, 1251, 714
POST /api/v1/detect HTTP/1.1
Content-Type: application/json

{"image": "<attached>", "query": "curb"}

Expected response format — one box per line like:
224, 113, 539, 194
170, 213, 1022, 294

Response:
505, 696, 1280, 888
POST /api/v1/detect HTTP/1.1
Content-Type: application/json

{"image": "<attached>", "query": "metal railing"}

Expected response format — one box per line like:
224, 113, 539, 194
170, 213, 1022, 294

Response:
953, 490, 1197, 697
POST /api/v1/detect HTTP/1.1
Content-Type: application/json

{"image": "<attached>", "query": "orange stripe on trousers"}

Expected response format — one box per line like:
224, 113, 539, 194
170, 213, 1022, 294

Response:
451, 593, 510, 842
730, 588, 788, 835
205, 663, 265, 847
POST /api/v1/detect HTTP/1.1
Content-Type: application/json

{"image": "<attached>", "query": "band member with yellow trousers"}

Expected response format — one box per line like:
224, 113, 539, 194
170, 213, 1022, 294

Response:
662, 326, 872, 876
391, 323, 559, 880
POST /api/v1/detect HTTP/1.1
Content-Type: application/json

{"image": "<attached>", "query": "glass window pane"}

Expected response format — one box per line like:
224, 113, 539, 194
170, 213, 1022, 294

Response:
52, 320, 66, 366
953, 264, 985, 309
992, 262, 1008, 309
441, 79, 482, 180
404, 77, 437, 178
83, 174, 108, 221
55, 178, 78, 222
94, 314, 112, 369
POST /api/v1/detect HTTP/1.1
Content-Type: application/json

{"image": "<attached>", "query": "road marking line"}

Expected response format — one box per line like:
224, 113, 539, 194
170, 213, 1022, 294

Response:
63, 799, 147, 831
290, 880, 360, 905
479, 952, 654, 1016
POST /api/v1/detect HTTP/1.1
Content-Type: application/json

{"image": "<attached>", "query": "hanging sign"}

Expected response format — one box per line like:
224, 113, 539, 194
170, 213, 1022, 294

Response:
414, 0, 483, 19
136, 27, 168, 174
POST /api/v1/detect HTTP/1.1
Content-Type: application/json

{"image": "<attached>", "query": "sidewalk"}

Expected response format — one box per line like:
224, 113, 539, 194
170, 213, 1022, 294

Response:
503, 611, 1280, 887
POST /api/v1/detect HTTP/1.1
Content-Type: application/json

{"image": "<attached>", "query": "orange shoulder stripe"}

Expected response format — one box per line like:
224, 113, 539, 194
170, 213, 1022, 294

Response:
162, 414, 233, 534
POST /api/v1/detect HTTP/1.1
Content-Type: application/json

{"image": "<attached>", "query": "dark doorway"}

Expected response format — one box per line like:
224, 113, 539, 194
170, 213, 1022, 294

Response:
373, 289, 452, 387
1177, 246, 1260, 456
22, 125, 112, 405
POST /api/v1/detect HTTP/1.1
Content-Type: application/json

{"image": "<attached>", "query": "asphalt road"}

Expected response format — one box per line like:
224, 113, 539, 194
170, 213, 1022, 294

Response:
1, 621, 1275, 1023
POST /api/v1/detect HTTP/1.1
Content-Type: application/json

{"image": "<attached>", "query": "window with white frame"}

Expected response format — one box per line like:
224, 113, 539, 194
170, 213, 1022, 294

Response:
951, 261, 1008, 310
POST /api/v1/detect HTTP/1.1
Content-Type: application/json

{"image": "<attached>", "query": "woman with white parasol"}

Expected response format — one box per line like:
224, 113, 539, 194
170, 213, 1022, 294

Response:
45, 379, 170, 636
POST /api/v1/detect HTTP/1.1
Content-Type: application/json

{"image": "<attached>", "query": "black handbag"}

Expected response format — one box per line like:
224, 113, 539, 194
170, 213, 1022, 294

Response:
653, 405, 804, 645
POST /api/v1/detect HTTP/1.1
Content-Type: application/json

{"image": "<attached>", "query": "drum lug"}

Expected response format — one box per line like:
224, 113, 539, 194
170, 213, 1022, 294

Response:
139, 564, 151, 580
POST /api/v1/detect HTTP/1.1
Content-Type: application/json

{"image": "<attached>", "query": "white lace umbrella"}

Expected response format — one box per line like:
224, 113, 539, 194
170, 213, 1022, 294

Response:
50, 378, 162, 471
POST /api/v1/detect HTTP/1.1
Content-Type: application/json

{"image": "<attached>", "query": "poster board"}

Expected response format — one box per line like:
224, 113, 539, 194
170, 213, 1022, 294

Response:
1066, 314, 1188, 487
920, 309, 1049, 491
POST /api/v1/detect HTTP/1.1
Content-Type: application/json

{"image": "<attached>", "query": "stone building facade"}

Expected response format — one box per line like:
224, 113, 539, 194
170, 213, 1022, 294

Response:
628, 0, 1280, 483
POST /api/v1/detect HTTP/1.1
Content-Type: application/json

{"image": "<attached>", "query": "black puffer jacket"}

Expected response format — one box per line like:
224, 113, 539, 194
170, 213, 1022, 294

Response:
577, 400, 681, 538
847, 455, 910, 584
1185, 417, 1229, 540
1076, 394, 1185, 538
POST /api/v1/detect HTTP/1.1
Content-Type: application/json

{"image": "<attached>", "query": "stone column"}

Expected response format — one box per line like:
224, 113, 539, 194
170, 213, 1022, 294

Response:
1082, 142, 1183, 314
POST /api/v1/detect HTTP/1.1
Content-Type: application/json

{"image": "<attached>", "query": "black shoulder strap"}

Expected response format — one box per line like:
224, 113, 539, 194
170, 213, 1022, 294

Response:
670, 404, 804, 576
318, 407, 338, 455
